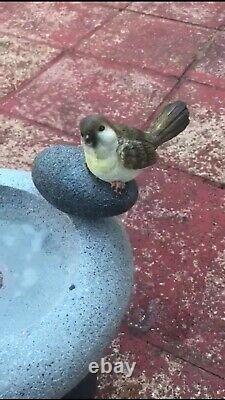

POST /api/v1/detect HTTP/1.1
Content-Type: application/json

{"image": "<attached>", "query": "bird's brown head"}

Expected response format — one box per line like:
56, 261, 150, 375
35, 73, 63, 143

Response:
79, 114, 116, 148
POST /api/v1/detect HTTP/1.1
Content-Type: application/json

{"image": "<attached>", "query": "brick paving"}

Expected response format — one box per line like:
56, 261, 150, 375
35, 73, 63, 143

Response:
0, 1, 225, 398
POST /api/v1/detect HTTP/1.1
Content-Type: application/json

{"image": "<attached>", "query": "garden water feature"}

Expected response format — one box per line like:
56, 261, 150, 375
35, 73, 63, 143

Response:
0, 145, 137, 399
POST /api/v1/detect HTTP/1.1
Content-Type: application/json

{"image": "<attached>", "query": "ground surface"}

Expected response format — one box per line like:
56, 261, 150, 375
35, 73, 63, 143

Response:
1, 1, 225, 398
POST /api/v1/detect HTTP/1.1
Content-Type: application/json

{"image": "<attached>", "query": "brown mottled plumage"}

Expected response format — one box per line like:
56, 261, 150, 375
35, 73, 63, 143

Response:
116, 137, 157, 169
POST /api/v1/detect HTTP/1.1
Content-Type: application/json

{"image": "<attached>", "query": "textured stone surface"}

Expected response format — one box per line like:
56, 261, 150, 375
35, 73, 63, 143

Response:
0, 55, 177, 132
0, 113, 77, 170
32, 145, 138, 218
186, 31, 225, 89
0, 34, 59, 98
78, 12, 213, 77
0, 2, 117, 48
128, 2, 225, 28
144, 80, 225, 185
0, 169, 133, 399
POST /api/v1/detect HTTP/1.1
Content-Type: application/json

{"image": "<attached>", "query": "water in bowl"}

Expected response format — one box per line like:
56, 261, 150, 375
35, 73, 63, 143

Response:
0, 218, 75, 336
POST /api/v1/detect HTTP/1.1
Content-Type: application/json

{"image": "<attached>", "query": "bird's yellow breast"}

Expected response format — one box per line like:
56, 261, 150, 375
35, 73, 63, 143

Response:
83, 144, 139, 183
85, 151, 118, 175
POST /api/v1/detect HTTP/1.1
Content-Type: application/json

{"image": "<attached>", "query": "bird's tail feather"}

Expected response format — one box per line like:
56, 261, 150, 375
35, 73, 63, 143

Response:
145, 101, 190, 148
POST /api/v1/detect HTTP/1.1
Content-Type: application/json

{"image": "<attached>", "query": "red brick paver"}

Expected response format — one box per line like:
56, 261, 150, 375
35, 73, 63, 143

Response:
90, 2, 130, 10
98, 333, 225, 399
0, 2, 117, 48
186, 31, 225, 89
0, 33, 60, 98
78, 11, 214, 77
0, 1, 225, 398
128, 2, 225, 29
123, 164, 225, 378
0, 55, 176, 132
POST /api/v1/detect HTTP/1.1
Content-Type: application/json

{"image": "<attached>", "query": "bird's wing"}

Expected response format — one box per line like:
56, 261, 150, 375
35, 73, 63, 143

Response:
116, 137, 158, 170
114, 123, 145, 141
114, 123, 158, 170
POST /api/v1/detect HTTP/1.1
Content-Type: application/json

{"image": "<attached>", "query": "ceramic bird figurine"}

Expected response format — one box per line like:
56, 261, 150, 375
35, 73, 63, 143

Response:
80, 101, 189, 193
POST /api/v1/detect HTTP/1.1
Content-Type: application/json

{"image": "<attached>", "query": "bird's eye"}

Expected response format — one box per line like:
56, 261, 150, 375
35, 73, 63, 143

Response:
99, 125, 105, 132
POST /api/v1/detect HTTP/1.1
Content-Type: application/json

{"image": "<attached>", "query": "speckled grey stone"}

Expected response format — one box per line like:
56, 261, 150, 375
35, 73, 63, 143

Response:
31, 145, 138, 218
0, 168, 134, 399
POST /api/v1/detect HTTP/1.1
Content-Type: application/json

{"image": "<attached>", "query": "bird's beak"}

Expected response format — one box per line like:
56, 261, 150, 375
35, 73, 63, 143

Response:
83, 131, 96, 146
85, 134, 92, 144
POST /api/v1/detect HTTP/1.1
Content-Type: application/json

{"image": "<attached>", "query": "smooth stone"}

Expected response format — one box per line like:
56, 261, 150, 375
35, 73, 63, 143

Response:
31, 145, 139, 218
0, 168, 134, 399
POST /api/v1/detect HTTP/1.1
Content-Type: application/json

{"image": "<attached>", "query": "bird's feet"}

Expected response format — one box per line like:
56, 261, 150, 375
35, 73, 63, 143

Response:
110, 181, 125, 194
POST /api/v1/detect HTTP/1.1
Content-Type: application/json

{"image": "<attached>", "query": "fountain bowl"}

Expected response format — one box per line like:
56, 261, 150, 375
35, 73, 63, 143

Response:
0, 168, 134, 399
